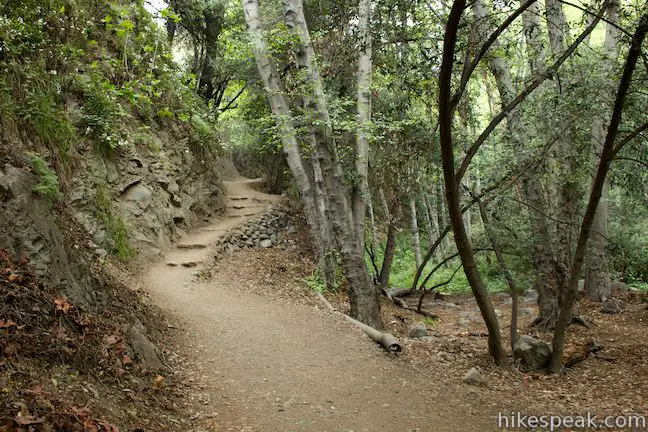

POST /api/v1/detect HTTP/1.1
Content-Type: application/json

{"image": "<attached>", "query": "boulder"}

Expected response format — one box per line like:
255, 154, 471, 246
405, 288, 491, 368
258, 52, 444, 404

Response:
514, 335, 552, 370
602, 298, 623, 314
260, 239, 273, 248
407, 323, 429, 339
462, 367, 487, 387
130, 327, 163, 370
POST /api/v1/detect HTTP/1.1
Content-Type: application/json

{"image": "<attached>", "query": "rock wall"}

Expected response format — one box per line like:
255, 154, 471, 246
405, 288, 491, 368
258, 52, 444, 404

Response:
0, 162, 104, 308
210, 205, 297, 262
0, 126, 224, 306
69, 127, 225, 260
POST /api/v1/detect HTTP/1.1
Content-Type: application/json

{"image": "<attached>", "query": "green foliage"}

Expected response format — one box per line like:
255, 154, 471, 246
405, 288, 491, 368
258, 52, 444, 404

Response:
94, 187, 134, 261
27, 153, 62, 204
80, 74, 129, 156
422, 316, 438, 326
188, 115, 221, 158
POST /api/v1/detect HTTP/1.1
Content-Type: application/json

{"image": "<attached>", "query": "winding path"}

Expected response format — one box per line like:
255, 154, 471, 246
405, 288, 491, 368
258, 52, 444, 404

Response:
145, 178, 492, 431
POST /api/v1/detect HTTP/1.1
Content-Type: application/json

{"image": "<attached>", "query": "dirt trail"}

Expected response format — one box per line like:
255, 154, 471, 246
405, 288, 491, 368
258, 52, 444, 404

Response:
145, 179, 493, 432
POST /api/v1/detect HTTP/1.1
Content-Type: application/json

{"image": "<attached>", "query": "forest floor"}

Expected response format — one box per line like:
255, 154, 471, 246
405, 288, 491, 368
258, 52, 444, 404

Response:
143, 177, 648, 431
3, 174, 647, 431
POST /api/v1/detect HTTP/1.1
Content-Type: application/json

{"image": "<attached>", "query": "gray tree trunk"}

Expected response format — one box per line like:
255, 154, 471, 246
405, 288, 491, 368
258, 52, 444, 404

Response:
409, 197, 422, 269
585, 0, 620, 301
241, 0, 321, 247
283, 0, 382, 327
473, 0, 560, 325
351, 0, 373, 251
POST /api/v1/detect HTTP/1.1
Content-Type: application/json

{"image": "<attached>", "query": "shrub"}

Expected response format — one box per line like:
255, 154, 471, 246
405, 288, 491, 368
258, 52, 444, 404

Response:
95, 188, 134, 260
27, 153, 62, 204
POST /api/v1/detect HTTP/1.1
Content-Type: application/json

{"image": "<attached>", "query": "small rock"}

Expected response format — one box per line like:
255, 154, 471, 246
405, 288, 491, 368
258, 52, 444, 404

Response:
494, 309, 502, 318
462, 367, 487, 387
578, 279, 585, 292
514, 335, 552, 370
436, 351, 452, 362
602, 298, 623, 314
260, 239, 273, 248
436, 302, 458, 309
407, 323, 429, 339
518, 307, 535, 317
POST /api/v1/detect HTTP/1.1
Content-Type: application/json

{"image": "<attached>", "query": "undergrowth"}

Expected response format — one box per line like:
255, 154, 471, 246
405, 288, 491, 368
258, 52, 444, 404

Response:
95, 187, 134, 260
27, 153, 62, 204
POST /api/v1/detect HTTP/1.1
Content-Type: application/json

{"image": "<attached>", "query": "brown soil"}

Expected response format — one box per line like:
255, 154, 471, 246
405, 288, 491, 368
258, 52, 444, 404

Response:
6, 175, 645, 431
146, 177, 648, 431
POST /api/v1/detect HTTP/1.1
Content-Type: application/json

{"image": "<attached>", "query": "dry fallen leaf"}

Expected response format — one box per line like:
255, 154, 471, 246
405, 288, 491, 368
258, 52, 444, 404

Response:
14, 413, 45, 425
152, 375, 165, 390
54, 298, 72, 314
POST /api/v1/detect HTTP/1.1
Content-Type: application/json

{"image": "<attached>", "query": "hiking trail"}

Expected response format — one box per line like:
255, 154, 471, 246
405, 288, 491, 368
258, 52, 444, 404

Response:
144, 177, 491, 432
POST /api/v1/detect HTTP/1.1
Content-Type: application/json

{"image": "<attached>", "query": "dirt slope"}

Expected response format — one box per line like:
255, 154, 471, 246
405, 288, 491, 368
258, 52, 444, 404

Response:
145, 179, 493, 432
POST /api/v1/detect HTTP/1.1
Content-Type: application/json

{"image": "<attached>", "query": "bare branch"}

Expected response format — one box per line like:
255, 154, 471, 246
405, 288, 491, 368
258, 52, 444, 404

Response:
451, 0, 539, 111
456, 0, 610, 183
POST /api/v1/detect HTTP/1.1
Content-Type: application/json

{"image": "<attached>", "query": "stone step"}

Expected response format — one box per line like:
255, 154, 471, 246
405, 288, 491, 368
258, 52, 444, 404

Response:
176, 243, 207, 250
166, 260, 202, 268
229, 197, 249, 201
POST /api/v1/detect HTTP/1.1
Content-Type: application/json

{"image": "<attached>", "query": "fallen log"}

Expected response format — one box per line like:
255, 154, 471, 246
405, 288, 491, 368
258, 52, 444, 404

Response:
315, 292, 402, 353
388, 288, 413, 298
381, 288, 438, 319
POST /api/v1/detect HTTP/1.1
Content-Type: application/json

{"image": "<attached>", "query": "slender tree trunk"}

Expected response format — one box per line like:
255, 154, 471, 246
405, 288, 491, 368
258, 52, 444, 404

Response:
379, 215, 398, 288
478, 199, 519, 351
550, 14, 647, 372
439, 0, 505, 365
473, 0, 560, 326
521, 0, 545, 74
379, 187, 390, 221
546, 0, 578, 305
422, 194, 439, 255
312, 154, 337, 289
409, 197, 422, 269
352, 0, 373, 250
367, 193, 378, 257
242, 0, 321, 248
585, 0, 620, 301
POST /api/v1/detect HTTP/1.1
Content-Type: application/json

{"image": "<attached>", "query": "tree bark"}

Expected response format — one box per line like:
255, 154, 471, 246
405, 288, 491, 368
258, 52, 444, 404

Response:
352, 0, 373, 250
439, 0, 505, 365
472, 0, 560, 327
283, 0, 382, 327
477, 198, 519, 350
379, 212, 398, 288
550, 13, 647, 372
409, 197, 423, 269
584, 0, 620, 302
242, 0, 321, 248
198, 3, 225, 102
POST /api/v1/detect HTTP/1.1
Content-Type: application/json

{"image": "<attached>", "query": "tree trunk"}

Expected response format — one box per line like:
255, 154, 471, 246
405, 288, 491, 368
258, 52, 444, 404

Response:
241, 0, 321, 255
439, 0, 505, 365
312, 153, 337, 290
351, 0, 373, 250
283, 0, 382, 328
550, 14, 647, 372
421, 194, 439, 257
379, 214, 398, 288
521, 1, 544, 74
584, 0, 620, 302
477, 198, 519, 351
545, 0, 578, 306
367, 192, 378, 256
409, 197, 422, 269
473, 0, 560, 327
198, 4, 225, 102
